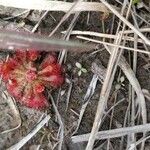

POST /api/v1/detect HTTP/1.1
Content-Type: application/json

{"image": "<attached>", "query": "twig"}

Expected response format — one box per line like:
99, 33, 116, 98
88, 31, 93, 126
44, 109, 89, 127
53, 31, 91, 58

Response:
49, 0, 82, 37
0, 0, 113, 13
142, 89, 150, 102
72, 74, 99, 135
75, 30, 147, 128
130, 5, 139, 148
102, 98, 125, 126
128, 135, 150, 150
85, 1, 142, 148
105, 44, 147, 124
62, 27, 150, 35
71, 123, 150, 143
58, 11, 81, 64
123, 28, 150, 34
49, 94, 64, 150
99, 0, 150, 46
62, 30, 144, 43
31, 11, 49, 33
3, 10, 30, 20
65, 80, 73, 111
77, 36, 150, 55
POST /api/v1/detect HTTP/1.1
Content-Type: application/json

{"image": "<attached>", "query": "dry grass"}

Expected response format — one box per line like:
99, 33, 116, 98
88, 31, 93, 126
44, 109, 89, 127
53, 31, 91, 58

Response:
0, 0, 150, 149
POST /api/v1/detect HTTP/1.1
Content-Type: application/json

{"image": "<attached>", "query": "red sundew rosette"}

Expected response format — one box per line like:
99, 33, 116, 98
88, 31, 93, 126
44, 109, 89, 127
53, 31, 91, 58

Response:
0, 50, 64, 109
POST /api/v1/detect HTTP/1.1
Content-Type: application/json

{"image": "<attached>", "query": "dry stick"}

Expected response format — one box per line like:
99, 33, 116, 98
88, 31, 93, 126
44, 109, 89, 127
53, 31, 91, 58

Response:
63, 27, 150, 36
77, 36, 150, 55
86, 2, 133, 147
106, 91, 118, 150
31, 10, 49, 33
0, 30, 94, 52
58, 12, 81, 65
119, 98, 131, 150
0, 1, 111, 13
65, 80, 73, 111
8, 115, 50, 150
130, 7, 139, 149
75, 36, 147, 126
129, 135, 150, 150
48, 0, 82, 64
93, 141, 107, 150
71, 57, 106, 134
62, 30, 144, 43
3, 10, 30, 20
78, 20, 146, 150
131, 8, 147, 150
86, 33, 123, 150
99, 0, 150, 46
49, 94, 64, 150
142, 89, 150, 102
105, 45, 147, 124
101, 98, 125, 126
72, 74, 99, 135
71, 123, 150, 143
49, 0, 82, 37
123, 28, 150, 34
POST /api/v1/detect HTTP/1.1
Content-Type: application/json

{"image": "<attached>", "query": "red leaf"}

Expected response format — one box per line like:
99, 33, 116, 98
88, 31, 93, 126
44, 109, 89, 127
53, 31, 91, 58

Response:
22, 92, 49, 109
42, 74, 64, 88
7, 79, 23, 99
39, 64, 62, 76
27, 50, 39, 61
0, 58, 20, 80
15, 50, 27, 63
40, 54, 57, 69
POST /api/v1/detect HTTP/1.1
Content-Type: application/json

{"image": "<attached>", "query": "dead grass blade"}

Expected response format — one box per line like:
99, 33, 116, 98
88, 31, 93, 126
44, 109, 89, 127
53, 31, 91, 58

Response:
49, 0, 82, 37
142, 89, 150, 102
58, 11, 81, 64
7, 114, 50, 150
86, 33, 124, 150
3, 10, 30, 21
128, 135, 150, 150
73, 34, 147, 127
103, 43, 147, 127
49, 94, 64, 150
31, 11, 49, 33
100, 0, 150, 46
0, 0, 112, 13
77, 36, 150, 55
72, 75, 99, 135
85, 1, 133, 148
62, 30, 143, 44
65, 79, 73, 111
71, 123, 150, 143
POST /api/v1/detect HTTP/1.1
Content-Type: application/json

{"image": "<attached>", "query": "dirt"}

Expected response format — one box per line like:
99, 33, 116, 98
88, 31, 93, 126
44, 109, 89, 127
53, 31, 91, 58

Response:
0, 3, 150, 150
